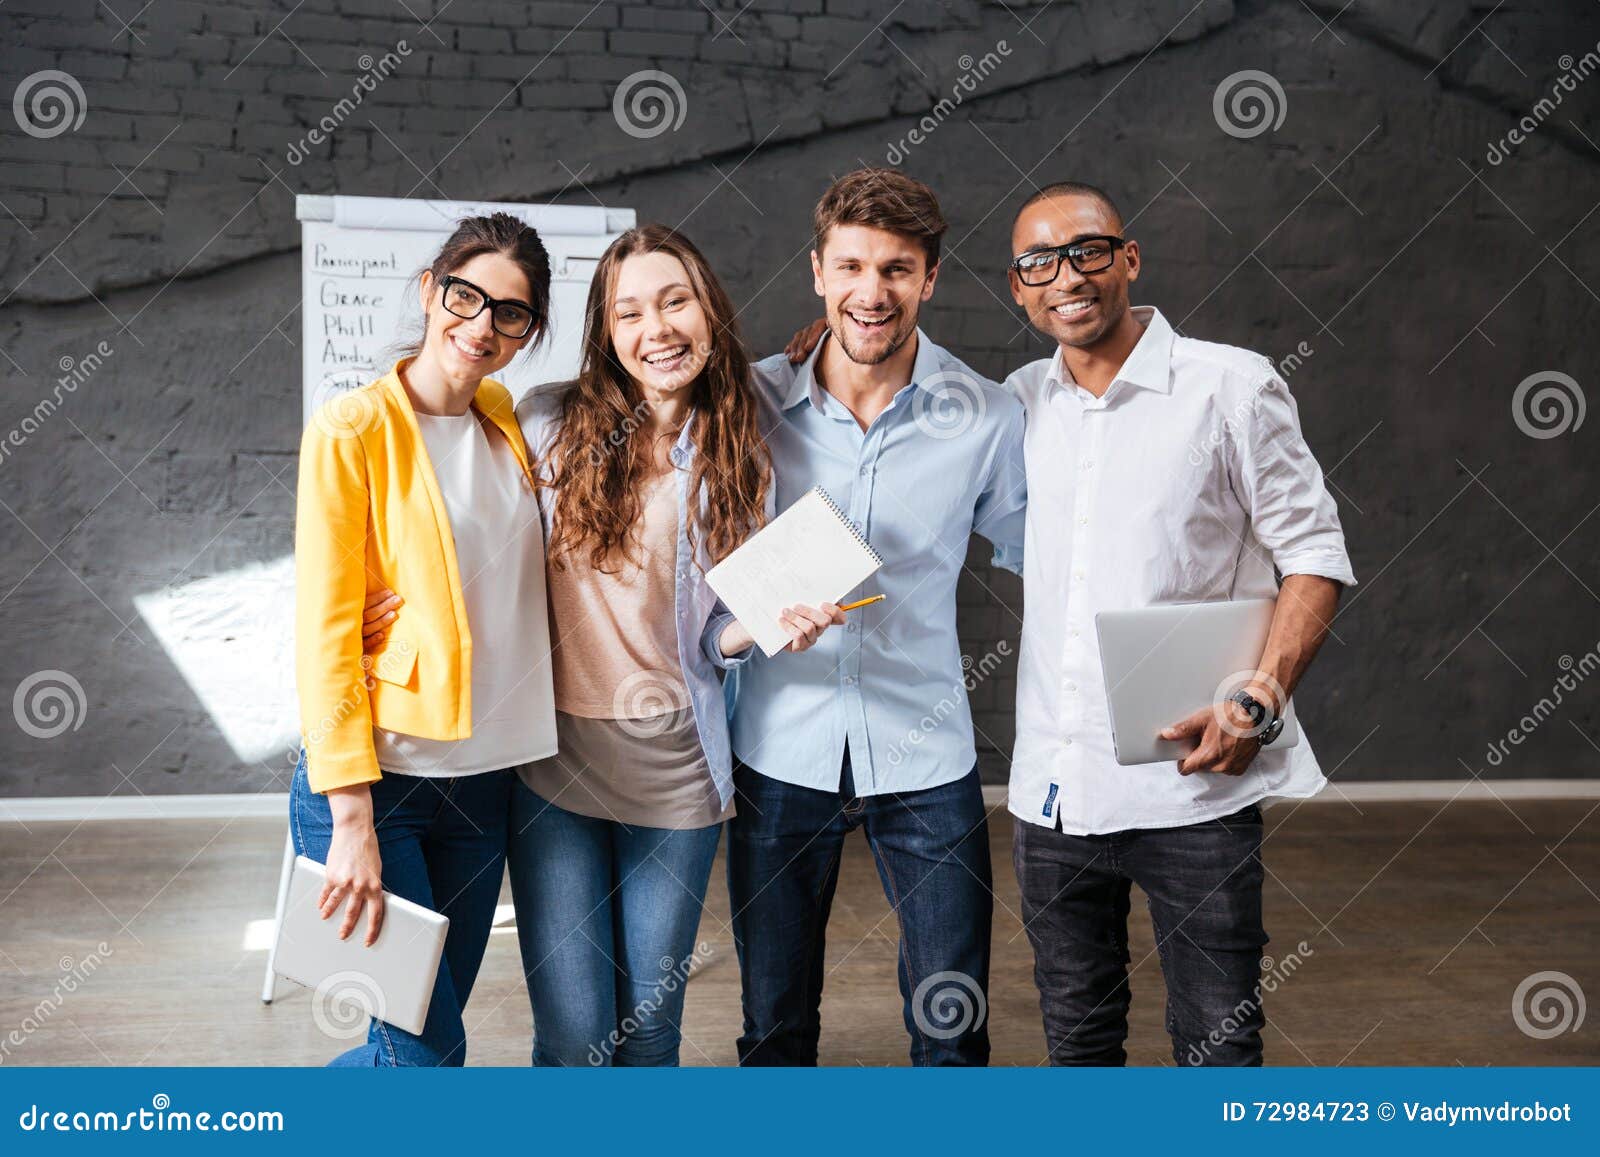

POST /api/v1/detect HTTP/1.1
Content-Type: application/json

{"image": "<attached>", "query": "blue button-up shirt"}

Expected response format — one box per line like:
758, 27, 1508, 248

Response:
724, 330, 1027, 796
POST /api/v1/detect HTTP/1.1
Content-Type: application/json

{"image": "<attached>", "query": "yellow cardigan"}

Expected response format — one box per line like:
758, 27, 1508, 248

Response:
294, 360, 536, 793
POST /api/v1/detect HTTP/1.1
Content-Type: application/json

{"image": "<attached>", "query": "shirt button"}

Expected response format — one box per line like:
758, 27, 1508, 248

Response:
1063, 737, 1073, 747
1082, 459, 1094, 470
846, 621, 858, 633
859, 465, 870, 476
1066, 681, 1077, 692
843, 675, 857, 686
1078, 516, 1089, 526
1073, 571, 1084, 582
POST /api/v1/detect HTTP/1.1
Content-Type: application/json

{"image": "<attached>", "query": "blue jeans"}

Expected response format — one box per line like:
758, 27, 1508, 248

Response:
1012, 804, 1269, 1066
727, 756, 993, 1066
289, 754, 513, 1067
507, 780, 722, 1066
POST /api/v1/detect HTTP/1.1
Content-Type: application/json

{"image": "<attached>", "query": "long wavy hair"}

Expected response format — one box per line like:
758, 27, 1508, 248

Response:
545, 225, 769, 572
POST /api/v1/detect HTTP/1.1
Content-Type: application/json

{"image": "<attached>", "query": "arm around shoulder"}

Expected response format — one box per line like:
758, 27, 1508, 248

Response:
514, 382, 571, 465
975, 393, 1028, 575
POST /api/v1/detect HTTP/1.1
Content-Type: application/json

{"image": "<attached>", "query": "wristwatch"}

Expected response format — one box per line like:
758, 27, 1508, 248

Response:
1227, 690, 1284, 745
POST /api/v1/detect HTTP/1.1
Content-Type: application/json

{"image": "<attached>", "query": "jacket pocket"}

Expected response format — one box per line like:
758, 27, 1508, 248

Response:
367, 637, 419, 689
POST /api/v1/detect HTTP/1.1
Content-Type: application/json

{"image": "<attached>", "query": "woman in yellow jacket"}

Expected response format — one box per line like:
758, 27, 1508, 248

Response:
292, 213, 557, 1066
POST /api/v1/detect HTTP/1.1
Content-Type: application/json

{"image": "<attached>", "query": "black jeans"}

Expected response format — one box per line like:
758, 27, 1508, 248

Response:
727, 756, 993, 1066
1013, 804, 1268, 1066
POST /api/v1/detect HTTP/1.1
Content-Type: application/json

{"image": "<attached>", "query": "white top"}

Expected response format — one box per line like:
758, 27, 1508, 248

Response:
373, 410, 558, 776
1002, 306, 1356, 836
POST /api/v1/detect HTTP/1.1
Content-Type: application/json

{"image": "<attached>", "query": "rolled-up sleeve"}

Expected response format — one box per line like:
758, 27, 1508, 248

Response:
1232, 373, 1356, 587
701, 601, 755, 670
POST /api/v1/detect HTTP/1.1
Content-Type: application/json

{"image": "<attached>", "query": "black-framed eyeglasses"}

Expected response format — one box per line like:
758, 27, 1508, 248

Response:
438, 274, 538, 339
1010, 235, 1127, 286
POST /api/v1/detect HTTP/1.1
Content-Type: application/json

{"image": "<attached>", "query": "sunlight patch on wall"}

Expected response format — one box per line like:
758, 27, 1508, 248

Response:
135, 556, 298, 765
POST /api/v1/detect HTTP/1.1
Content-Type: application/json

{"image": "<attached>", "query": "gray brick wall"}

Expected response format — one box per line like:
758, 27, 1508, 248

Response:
1, 0, 1597, 794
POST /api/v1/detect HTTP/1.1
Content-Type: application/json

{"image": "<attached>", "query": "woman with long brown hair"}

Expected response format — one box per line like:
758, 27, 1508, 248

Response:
508, 224, 843, 1066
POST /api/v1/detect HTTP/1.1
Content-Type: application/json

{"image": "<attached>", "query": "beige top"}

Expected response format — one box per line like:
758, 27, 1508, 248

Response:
518, 708, 730, 829
547, 468, 690, 718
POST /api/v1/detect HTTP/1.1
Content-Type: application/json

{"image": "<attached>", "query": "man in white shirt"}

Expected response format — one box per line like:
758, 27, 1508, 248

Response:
1002, 182, 1354, 1066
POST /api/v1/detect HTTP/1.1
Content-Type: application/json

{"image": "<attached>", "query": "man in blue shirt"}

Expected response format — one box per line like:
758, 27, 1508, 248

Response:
720, 169, 1027, 1065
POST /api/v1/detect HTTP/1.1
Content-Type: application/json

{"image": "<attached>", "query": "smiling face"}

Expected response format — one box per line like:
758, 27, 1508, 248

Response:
1009, 192, 1140, 350
609, 251, 713, 397
812, 224, 938, 366
417, 250, 537, 382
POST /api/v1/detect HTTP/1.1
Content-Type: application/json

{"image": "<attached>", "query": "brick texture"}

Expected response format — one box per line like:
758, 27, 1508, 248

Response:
0, 0, 1597, 793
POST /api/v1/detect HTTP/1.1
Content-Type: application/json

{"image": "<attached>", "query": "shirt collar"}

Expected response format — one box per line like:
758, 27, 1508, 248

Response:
783, 327, 941, 415
782, 335, 826, 412
667, 410, 698, 467
1045, 305, 1173, 399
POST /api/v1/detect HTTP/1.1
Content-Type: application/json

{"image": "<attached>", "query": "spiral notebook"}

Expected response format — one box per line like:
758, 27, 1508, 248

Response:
707, 485, 884, 657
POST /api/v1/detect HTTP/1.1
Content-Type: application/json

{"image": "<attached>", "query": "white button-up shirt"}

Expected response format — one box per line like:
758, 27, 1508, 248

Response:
1004, 306, 1356, 835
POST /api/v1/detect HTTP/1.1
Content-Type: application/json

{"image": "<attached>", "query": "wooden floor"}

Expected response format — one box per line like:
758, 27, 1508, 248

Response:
1, 796, 1596, 1066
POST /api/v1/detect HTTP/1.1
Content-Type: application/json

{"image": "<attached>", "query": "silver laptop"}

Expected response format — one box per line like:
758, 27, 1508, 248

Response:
272, 855, 449, 1036
1095, 598, 1300, 766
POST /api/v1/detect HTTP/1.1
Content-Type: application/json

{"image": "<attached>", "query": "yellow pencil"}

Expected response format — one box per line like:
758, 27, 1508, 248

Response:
837, 594, 886, 613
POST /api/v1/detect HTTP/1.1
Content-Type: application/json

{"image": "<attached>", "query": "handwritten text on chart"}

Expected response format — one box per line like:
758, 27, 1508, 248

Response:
310, 243, 408, 391
311, 244, 401, 278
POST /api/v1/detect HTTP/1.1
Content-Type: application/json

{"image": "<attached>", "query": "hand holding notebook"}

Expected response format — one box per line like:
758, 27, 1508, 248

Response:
707, 486, 884, 657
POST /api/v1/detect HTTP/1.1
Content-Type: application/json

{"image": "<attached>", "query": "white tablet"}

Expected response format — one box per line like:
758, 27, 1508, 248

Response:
1095, 597, 1300, 767
271, 855, 449, 1037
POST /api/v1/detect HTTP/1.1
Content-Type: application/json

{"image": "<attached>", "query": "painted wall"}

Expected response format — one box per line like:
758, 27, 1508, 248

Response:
1, 0, 1596, 794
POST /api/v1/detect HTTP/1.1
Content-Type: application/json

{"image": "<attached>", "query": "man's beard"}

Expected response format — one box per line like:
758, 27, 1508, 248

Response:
830, 305, 916, 366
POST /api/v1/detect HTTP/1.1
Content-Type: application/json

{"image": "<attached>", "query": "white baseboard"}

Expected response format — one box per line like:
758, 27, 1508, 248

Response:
0, 793, 291, 823
1, 780, 1596, 823
979, 778, 1600, 810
